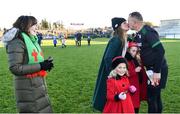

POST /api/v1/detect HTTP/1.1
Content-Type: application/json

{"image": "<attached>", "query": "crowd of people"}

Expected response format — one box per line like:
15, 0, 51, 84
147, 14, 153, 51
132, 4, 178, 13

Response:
2, 11, 168, 113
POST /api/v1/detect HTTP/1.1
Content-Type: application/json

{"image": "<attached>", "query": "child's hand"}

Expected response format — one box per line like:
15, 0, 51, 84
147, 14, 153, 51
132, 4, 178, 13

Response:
109, 70, 117, 78
135, 66, 141, 72
129, 85, 137, 93
118, 92, 127, 100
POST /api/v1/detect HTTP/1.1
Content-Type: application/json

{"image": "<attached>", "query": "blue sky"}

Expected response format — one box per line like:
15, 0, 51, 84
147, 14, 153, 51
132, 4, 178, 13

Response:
1, 0, 180, 29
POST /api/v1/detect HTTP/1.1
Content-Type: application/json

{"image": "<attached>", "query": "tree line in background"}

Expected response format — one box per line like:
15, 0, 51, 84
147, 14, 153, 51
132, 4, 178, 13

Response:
39, 19, 64, 30
0, 20, 155, 39
0, 20, 155, 32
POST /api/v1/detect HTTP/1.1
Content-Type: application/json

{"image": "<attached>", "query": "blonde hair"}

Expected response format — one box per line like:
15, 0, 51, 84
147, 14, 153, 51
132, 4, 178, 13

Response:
127, 46, 142, 65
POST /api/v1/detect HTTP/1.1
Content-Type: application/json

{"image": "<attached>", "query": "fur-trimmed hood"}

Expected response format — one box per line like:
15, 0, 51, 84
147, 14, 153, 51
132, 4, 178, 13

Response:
2, 28, 19, 46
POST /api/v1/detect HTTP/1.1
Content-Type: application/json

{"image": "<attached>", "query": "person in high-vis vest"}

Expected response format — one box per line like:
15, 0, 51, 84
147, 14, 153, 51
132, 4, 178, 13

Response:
128, 12, 168, 113
3, 16, 54, 113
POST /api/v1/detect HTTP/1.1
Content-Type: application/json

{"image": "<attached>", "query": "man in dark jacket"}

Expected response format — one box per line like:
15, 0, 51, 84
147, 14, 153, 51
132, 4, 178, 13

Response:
37, 32, 43, 46
128, 12, 168, 113
76, 32, 82, 46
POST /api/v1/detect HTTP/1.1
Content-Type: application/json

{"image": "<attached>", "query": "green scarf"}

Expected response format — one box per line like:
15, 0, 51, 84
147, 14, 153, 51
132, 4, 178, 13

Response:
21, 32, 44, 64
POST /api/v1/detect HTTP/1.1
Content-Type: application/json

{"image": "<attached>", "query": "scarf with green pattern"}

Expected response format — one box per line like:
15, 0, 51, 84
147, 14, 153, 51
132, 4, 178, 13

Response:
21, 32, 44, 64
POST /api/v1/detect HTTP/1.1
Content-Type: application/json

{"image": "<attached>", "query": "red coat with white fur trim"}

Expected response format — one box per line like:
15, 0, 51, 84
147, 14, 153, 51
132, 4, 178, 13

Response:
103, 76, 134, 113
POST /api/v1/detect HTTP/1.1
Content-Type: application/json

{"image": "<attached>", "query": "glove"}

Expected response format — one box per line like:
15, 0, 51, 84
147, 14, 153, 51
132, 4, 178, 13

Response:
118, 92, 126, 100
129, 85, 137, 93
40, 60, 54, 71
47, 56, 53, 62
108, 70, 117, 78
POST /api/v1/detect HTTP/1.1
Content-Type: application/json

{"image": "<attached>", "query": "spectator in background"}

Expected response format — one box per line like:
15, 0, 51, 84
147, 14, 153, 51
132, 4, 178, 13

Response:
76, 32, 82, 46
60, 33, 67, 48
87, 33, 91, 46
53, 32, 57, 47
74, 32, 78, 46
37, 32, 43, 46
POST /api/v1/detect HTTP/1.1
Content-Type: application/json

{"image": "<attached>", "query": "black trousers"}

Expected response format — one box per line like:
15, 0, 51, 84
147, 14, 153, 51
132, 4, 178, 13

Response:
77, 41, 81, 46
147, 85, 162, 113
88, 40, 91, 46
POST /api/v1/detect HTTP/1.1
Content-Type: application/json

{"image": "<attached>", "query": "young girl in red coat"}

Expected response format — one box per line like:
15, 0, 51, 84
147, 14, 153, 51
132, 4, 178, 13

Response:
103, 56, 136, 113
125, 42, 148, 113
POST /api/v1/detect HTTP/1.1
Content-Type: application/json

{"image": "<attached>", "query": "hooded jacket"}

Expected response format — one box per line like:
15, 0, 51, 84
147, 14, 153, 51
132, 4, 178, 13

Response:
3, 28, 53, 113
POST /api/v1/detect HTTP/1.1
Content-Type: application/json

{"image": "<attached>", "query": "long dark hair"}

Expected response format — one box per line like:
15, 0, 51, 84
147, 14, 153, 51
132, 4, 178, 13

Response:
113, 26, 126, 48
13, 15, 37, 34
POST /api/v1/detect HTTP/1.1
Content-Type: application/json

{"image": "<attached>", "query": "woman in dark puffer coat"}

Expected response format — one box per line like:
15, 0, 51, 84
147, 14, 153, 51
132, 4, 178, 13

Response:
3, 16, 54, 113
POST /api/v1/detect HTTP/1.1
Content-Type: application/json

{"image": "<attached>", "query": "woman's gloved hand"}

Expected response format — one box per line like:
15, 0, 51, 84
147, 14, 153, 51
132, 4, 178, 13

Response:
40, 57, 54, 71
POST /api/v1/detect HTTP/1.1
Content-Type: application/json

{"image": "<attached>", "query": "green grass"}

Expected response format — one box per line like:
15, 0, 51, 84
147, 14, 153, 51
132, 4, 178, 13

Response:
0, 39, 180, 112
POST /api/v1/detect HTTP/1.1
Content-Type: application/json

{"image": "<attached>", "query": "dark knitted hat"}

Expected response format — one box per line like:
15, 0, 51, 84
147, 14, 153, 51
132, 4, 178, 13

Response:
111, 17, 126, 31
112, 56, 128, 69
